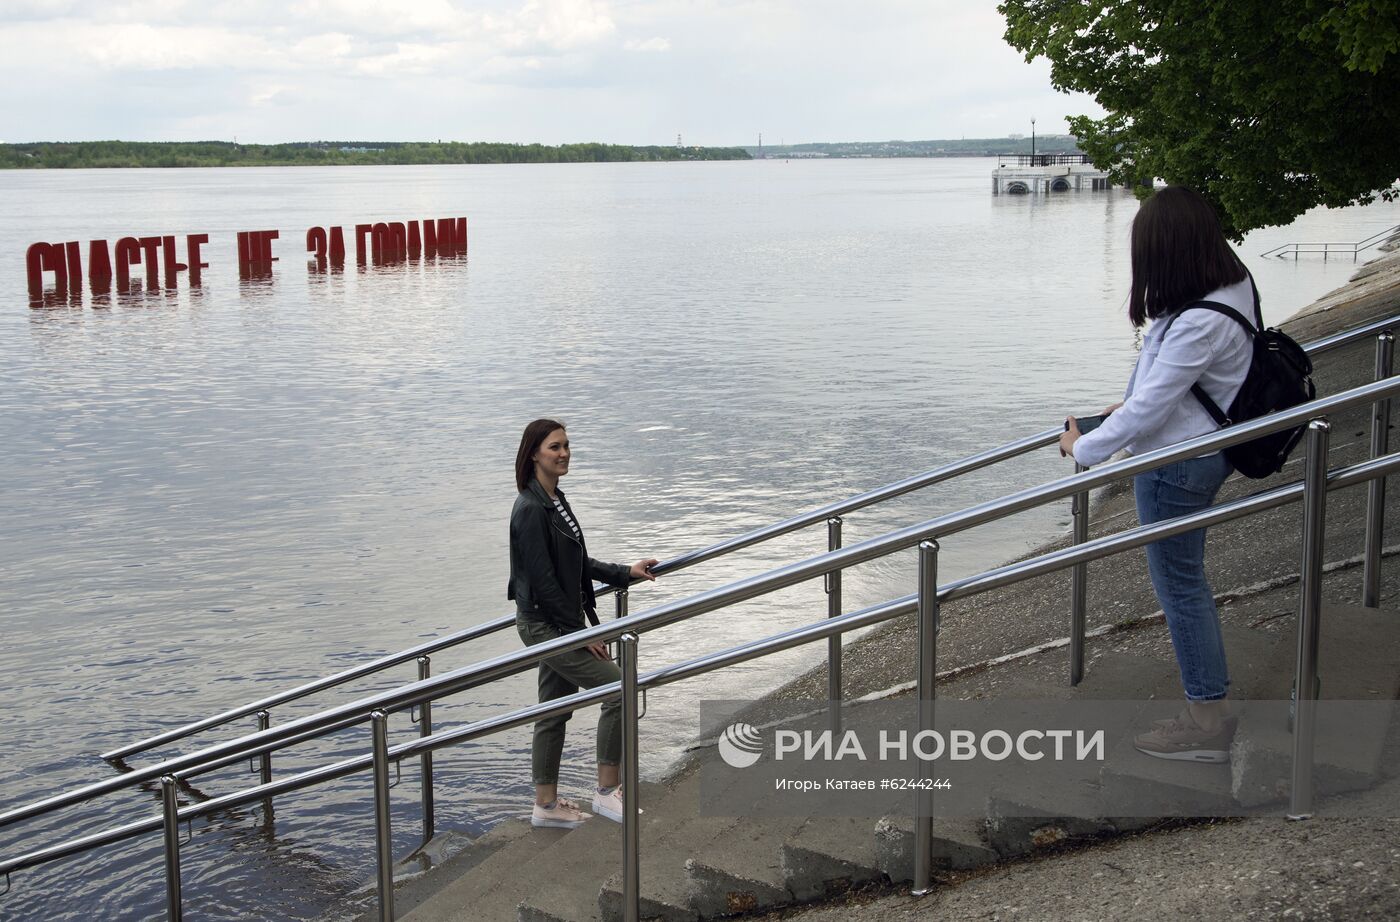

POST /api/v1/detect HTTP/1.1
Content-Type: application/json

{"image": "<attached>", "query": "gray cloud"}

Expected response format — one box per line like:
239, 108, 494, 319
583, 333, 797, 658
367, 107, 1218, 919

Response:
1, 0, 1102, 144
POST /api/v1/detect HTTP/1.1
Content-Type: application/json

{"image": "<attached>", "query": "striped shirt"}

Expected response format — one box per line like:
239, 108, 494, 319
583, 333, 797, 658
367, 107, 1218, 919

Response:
552, 496, 580, 540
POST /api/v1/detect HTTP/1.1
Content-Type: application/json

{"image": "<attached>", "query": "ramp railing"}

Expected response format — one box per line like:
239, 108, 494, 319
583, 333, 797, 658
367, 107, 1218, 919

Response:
1260, 224, 1400, 261
101, 313, 1400, 769
2, 314, 1398, 920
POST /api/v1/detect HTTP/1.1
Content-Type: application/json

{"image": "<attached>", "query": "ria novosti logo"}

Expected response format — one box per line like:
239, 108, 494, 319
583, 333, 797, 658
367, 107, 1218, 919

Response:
717, 723, 764, 768
716, 723, 1106, 768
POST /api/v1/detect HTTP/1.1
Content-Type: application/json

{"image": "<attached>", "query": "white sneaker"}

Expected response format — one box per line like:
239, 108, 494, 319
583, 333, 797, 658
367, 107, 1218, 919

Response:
531, 797, 591, 829
591, 786, 643, 823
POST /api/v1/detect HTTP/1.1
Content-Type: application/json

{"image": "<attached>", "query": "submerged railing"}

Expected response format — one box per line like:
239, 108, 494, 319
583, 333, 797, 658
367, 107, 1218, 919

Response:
1260, 224, 1400, 261
1, 311, 1397, 920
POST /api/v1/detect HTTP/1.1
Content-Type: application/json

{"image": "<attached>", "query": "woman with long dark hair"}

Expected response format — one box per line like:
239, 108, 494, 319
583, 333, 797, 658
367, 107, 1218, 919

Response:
1060, 186, 1256, 763
509, 418, 659, 827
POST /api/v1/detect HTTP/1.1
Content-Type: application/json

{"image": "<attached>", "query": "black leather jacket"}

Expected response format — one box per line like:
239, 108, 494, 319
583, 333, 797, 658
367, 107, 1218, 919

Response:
508, 478, 630, 631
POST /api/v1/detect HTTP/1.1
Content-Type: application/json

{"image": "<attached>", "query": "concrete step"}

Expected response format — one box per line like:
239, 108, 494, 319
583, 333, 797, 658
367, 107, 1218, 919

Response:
1096, 608, 1400, 816
596, 816, 739, 922
397, 817, 572, 922
514, 782, 668, 922
977, 672, 1171, 855
1098, 707, 1239, 818
779, 816, 885, 901
984, 766, 1127, 857
1059, 652, 1180, 700
1096, 623, 1281, 818
684, 816, 807, 918
360, 821, 534, 921
593, 773, 743, 922
1230, 602, 1400, 808
872, 815, 997, 882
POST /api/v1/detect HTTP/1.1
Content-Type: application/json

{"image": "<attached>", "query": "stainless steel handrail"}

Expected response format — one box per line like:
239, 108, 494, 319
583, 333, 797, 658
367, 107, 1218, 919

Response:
102, 310, 1400, 763
5, 447, 1396, 892
101, 426, 1062, 764
7, 373, 1399, 833
1261, 224, 1400, 260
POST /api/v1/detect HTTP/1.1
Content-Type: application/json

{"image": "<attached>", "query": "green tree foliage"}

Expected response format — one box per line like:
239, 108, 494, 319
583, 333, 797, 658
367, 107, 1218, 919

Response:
0, 141, 751, 170
1000, 0, 1400, 236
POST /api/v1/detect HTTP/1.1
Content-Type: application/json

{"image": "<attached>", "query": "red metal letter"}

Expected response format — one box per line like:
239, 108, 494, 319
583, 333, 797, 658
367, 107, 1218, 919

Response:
307, 227, 328, 273
355, 224, 373, 266
26, 242, 55, 300
371, 222, 391, 264
388, 222, 407, 262
115, 237, 142, 292
138, 236, 162, 289
63, 241, 83, 293
307, 227, 328, 259
186, 234, 209, 286
161, 236, 185, 288
257, 230, 279, 264
329, 226, 346, 266
439, 217, 467, 253
89, 240, 113, 297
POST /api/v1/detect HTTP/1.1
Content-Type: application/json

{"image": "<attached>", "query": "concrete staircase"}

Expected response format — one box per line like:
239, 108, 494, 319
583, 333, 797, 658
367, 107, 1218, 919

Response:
388, 603, 1400, 922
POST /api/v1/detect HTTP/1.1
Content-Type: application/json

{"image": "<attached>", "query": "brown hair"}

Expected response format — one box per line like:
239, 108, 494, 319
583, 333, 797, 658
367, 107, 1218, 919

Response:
515, 418, 566, 492
1128, 186, 1247, 328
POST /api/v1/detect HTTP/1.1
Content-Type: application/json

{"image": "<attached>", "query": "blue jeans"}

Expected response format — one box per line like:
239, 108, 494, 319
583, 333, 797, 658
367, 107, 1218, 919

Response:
1133, 452, 1233, 701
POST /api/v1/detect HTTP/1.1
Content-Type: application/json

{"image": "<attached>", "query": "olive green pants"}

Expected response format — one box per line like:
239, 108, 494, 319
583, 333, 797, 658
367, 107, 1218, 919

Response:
516, 616, 622, 786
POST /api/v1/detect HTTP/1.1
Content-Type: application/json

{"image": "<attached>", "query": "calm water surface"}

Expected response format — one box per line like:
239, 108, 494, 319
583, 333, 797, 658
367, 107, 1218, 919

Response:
1, 159, 1395, 919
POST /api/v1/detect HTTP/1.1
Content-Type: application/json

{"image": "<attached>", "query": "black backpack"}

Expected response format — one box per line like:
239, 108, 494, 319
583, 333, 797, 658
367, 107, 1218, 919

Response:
1163, 279, 1315, 479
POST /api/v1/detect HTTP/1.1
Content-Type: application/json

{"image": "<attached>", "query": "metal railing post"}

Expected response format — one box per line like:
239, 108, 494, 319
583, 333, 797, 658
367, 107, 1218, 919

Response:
417, 656, 435, 845
620, 633, 641, 922
1070, 462, 1089, 685
912, 540, 939, 897
615, 588, 629, 667
160, 775, 182, 922
256, 711, 273, 822
1365, 332, 1393, 607
1290, 420, 1330, 820
826, 516, 843, 734
371, 710, 395, 921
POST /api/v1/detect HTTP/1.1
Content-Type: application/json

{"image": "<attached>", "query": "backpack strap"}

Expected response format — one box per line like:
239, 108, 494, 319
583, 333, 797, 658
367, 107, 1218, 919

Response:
1160, 298, 1257, 428
1156, 270, 1262, 429
1189, 382, 1231, 427
1166, 300, 1257, 337
1247, 269, 1265, 330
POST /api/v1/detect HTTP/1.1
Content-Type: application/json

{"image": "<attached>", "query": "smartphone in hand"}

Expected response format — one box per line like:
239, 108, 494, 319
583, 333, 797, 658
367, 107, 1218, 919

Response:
1067, 413, 1108, 435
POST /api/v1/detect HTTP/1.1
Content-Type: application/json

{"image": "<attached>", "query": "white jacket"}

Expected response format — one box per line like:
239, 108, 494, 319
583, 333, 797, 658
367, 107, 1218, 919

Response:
1073, 276, 1256, 468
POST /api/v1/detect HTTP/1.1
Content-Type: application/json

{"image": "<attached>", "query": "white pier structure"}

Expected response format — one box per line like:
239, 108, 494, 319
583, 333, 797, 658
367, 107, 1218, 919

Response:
992, 153, 1112, 194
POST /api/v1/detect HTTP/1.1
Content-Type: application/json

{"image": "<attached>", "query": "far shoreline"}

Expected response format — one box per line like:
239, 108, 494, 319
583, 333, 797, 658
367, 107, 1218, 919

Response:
0, 136, 1082, 170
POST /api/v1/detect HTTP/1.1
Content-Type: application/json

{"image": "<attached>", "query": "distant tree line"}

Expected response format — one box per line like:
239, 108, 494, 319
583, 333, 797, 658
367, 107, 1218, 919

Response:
0, 141, 753, 169
747, 136, 1084, 158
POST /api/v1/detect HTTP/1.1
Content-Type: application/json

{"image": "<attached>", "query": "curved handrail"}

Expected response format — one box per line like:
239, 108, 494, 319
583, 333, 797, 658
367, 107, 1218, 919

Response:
101, 428, 1063, 762
6, 446, 1398, 880
1260, 224, 1400, 258
100, 310, 1400, 763
7, 372, 1399, 831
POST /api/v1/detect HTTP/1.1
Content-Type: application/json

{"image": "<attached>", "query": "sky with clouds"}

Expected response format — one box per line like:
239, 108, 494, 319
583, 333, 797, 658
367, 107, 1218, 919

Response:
1, 0, 1103, 145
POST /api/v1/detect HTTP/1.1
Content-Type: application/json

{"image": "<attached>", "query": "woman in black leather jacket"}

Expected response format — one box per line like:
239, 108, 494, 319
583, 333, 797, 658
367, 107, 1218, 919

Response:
510, 418, 658, 828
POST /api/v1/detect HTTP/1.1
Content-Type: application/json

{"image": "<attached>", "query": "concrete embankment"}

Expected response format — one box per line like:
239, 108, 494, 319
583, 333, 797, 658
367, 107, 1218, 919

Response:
341, 246, 1400, 922
740, 245, 1400, 920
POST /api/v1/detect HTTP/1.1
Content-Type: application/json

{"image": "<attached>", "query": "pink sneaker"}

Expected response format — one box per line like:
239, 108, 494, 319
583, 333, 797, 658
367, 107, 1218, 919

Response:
531, 797, 590, 829
1134, 714, 1237, 764
591, 786, 643, 823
